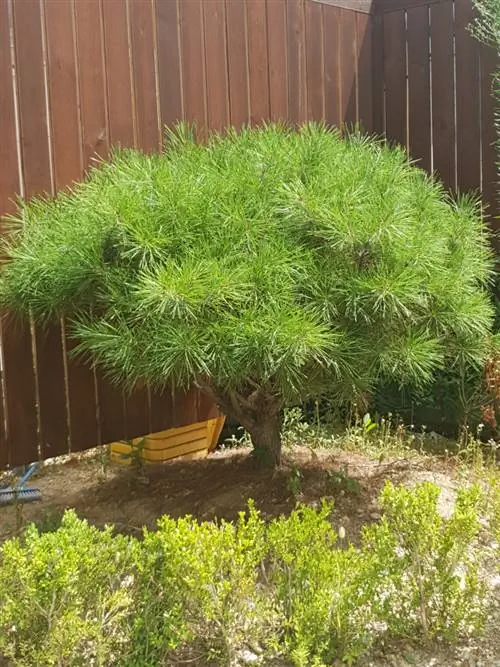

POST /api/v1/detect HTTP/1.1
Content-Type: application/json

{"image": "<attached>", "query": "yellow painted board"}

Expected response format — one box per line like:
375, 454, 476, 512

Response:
109, 416, 225, 465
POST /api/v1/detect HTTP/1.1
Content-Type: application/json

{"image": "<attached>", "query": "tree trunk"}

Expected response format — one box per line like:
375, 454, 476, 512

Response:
198, 382, 283, 467
246, 410, 283, 467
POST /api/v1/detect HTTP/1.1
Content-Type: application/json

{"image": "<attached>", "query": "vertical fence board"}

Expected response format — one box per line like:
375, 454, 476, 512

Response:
0, 0, 20, 218
69, 0, 109, 452
455, 0, 481, 194
204, 0, 229, 132
3, 318, 39, 467
12, 0, 51, 196
323, 4, 341, 128
225, 0, 249, 128
130, 0, 160, 152
102, 0, 136, 148
44, 0, 82, 188
4, 0, 49, 466
100, 1, 137, 445
179, 0, 207, 134
74, 0, 108, 167
357, 12, 373, 132
431, 0, 456, 189
371, 12, 384, 135
247, 0, 270, 125
0, 0, 15, 468
305, 0, 324, 120
267, 0, 288, 122
339, 9, 357, 126
150, 388, 173, 434
124, 387, 149, 441
383, 9, 407, 148
481, 45, 498, 222
407, 5, 431, 171
155, 0, 183, 131
287, 0, 307, 124
36, 325, 69, 459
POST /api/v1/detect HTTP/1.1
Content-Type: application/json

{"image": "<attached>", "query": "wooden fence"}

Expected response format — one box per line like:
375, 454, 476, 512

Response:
0, 0, 496, 468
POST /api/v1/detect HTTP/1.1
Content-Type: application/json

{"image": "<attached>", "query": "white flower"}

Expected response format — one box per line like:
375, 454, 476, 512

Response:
338, 526, 346, 540
121, 574, 135, 589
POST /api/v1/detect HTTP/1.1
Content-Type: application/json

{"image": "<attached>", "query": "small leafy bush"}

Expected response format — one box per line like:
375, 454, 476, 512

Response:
0, 484, 494, 666
133, 503, 275, 666
267, 502, 383, 666
363, 482, 486, 642
0, 510, 138, 666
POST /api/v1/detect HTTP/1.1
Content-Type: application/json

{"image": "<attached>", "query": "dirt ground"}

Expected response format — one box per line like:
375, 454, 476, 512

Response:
0, 446, 453, 543
0, 446, 499, 666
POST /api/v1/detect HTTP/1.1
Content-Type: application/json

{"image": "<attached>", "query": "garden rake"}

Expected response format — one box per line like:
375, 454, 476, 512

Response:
0, 462, 41, 505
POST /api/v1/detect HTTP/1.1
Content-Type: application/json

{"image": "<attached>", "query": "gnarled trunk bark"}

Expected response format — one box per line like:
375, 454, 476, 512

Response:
246, 410, 283, 467
199, 381, 283, 467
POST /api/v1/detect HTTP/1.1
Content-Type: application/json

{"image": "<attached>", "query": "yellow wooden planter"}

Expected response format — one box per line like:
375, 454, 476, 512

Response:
110, 416, 225, 465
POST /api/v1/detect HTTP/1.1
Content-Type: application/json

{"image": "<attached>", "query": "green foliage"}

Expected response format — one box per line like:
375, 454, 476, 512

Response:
133, 503, 274, 666
363, 482, 486, 642
0, 124, 494, 455
267, 502, 382, 665
0, 511, 138, 666
0, 484, 495, 667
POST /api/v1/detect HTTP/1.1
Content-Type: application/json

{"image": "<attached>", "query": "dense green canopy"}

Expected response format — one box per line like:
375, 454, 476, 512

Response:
0, 124, 494, 460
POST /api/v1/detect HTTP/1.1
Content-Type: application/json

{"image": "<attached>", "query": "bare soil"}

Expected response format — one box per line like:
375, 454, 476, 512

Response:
0, 445, 498, 666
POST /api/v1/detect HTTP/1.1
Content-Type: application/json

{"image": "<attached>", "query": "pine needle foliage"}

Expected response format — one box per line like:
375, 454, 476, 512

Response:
0, 123, 494, 463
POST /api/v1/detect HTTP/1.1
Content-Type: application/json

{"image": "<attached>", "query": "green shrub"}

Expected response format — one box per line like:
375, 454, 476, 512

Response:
132, 503, 275, 666
363, 482, 486, 642
0, 485, 494, 666
1, 123, 494, 465
267, 502, 383, 666
0, 510, 138, 666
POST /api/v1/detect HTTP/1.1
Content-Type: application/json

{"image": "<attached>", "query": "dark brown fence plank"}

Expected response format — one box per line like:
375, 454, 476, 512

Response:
99, 1, 137, 446
225, 0, 249, 128
70, 0, 107, 452
179, 0, 207, 134
12, 0, 52, 196
156, 0, 183, 132
5, 0, 49, 466
0, 0, 15, 468
36, 325, 69, 459
407, 4, 431, 171
172, 388, 198, 429
102, 0, 136, 148
150, 388, 173, 434
306, 0, 325, 120
0, 0, 20, 218
98, 376, 126, 446
383, 8, 407, 148
357, 11, 374, 132
204, 0, 230, 132
130, 0, 161, 152
481, 45, 499, 222
3, 317, 39, 467
74, 0, 108, 167
455, 0, 481, 194
267, 0, 288, 122
124, 387, 149, 441
41, 1, 82, 460
323, 3, 342, 127
371, 12, 384, 134
247, 0, 270, 125
339, 8, 357, 126
287, 0, 307, 124
431, 0, 455, 189
44, 0, 82, 188
65, 339, 98, 453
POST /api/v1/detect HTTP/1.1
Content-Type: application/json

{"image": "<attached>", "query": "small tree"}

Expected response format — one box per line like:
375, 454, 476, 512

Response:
0, 124, 494, 465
